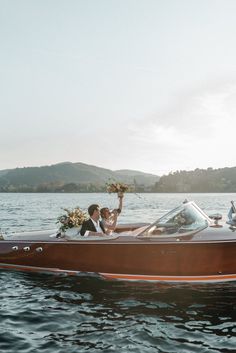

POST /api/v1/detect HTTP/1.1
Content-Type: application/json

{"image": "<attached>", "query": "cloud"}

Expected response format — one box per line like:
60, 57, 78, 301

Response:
149, 79, 236, 136
1, 76, 236, 175
129, 123, 190, 148
123, 79, 236, 173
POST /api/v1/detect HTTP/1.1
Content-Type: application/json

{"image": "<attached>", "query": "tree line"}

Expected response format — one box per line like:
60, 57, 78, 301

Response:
152, 167, 236, 192
1, 167, 236, 193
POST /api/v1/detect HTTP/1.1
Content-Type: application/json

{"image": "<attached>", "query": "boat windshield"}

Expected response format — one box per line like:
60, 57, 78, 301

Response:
137, 201, 209, 238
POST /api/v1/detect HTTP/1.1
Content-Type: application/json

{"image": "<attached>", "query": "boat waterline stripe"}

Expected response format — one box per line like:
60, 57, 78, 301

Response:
99, 272, 236, 282
0, 263, 78, 275
1, 263, 236, 282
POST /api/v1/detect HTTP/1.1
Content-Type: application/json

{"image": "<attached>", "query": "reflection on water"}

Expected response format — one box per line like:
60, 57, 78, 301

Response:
0, 270, 236, 353
0, 193, 236, 352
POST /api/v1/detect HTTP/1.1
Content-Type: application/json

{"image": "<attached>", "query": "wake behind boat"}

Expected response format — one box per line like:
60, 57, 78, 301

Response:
1, 201, 236, 283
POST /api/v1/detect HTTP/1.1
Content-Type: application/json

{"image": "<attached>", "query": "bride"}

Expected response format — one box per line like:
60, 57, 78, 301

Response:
100, 192, 124, 233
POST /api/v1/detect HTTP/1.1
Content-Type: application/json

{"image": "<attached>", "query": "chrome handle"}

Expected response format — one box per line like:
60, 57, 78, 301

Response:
23, 246, 30, 252
12, 246, 18, 251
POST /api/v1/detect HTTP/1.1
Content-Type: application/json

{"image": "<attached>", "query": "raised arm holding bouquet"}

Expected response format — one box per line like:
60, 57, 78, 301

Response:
106, 182, 129, 197
100, 182, 129, 233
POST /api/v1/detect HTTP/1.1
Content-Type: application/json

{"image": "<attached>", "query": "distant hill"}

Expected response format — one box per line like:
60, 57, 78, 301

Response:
0, 162, 160, 192
114, 169, 159, 185
153, 167, 236, 192
4, 162, 236, 193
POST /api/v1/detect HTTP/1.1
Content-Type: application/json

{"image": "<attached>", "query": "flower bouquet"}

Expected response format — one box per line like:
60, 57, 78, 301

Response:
57, 207, 88, 234
106, 182, 130, 197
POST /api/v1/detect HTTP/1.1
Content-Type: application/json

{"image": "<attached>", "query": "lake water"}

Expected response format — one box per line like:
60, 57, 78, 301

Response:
0, 193, 236, 352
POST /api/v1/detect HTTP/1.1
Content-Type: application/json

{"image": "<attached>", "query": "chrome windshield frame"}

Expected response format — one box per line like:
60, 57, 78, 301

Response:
136, 201, 210, 238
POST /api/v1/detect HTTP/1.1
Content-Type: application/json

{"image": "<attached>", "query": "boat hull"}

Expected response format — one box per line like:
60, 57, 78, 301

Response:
1, 239, 236, 282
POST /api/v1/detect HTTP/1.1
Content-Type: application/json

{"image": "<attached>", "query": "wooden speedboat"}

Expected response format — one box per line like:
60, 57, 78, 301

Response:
1, 201, 236, 283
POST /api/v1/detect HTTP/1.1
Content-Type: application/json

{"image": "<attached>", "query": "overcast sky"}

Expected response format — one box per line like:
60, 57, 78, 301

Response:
1, 0, 236, 176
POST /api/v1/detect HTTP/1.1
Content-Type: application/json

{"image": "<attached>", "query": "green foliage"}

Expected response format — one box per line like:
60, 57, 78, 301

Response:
0, 162, 159, 193
152, 167, 236, 192
1, 162, 236, 193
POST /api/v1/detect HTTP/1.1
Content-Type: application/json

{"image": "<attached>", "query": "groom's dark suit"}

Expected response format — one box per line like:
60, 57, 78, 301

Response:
80, 218, 105, 236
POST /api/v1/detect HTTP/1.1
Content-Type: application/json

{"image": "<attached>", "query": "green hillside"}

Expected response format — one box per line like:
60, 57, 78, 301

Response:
153, 167, 236, 192
0, 162, 159, 192
2, 162, 236, 193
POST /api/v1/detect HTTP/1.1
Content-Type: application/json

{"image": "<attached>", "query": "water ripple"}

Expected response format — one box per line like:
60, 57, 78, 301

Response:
0, 193, 236, 352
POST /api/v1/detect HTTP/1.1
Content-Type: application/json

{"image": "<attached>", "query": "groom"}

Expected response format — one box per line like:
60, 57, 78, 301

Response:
80, 204, 106, 237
